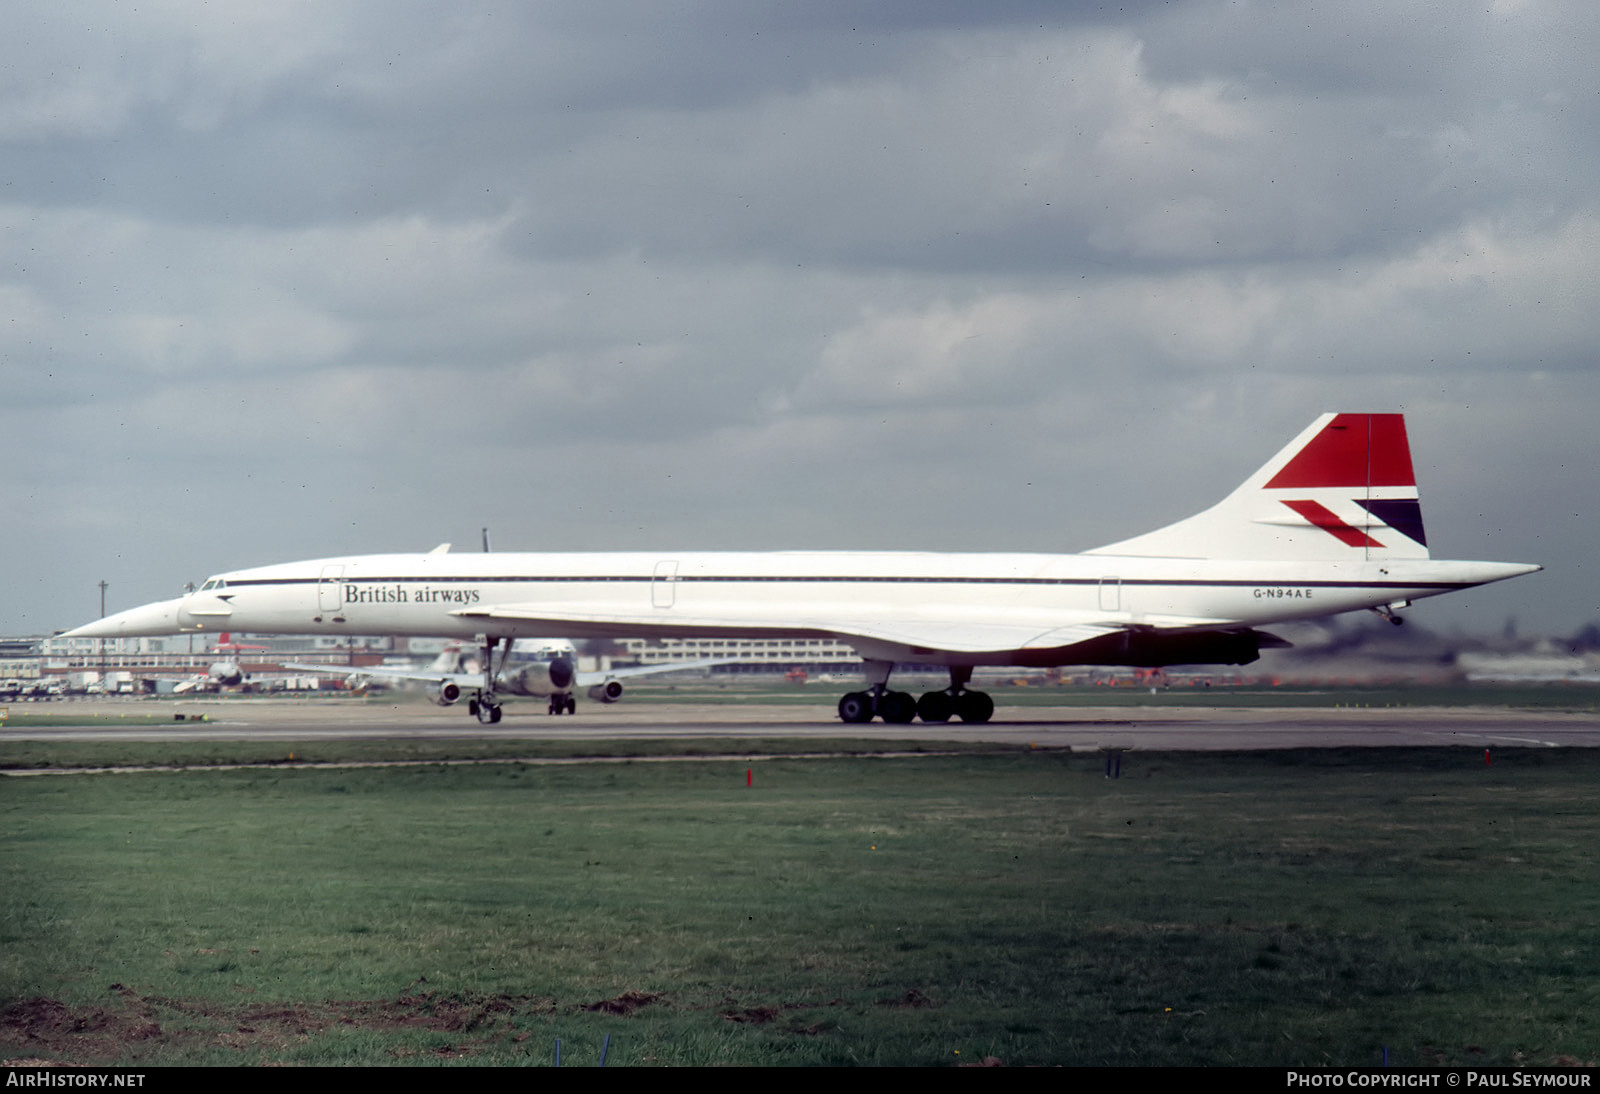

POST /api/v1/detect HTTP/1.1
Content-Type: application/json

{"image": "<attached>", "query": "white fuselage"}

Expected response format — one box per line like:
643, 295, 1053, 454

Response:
91, 549, 1533, 668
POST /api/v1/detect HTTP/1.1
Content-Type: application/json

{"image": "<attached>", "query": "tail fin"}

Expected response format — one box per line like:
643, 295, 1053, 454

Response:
429, 645, 468, 673
1087, 413, 1430, 561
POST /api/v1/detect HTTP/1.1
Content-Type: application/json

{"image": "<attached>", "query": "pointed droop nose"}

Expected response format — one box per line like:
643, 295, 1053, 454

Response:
61, 597, 186, 638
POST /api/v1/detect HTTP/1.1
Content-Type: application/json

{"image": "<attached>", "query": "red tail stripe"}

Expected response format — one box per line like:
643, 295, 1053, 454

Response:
1265, 413, 1416, 489
1281, 499, 1384, 548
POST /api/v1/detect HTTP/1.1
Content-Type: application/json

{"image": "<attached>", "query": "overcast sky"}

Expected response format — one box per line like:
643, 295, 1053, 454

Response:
4, 0, 1594, 638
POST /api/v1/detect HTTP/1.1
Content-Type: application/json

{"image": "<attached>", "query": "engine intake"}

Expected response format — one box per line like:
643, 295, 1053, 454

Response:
588, 680, 624, 704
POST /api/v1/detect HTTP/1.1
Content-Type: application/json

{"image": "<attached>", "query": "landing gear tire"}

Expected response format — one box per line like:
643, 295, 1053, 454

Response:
477, 701, 503, 725
565, 696, 577, 715
954, 690, 994, 724
878, 691, 917, 724
838, 691, 875, 724
916, 691, 954, 723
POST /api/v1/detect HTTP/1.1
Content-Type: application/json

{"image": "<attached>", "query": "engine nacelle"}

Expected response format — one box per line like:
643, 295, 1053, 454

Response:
588, 680, 624, 704
433, 681, 463, 706
1015, 627, 1287, 669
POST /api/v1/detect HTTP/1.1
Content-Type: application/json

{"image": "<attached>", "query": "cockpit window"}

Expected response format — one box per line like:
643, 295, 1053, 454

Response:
200, 578, 226, 592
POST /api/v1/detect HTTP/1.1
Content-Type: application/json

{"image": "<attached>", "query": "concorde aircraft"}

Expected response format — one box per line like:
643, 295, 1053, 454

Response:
64, 414, 1540, 725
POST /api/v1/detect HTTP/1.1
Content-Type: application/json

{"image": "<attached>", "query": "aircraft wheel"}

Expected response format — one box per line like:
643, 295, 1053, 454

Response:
955, 690, 994, 724
838, 691, 875, 724
879, 690, 917, 724
916, 690, 953, 723
565, 696, 576, 715
477, 701, 502, 725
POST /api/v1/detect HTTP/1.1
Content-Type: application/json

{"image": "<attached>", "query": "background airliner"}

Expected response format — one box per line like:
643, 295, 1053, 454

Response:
66, 414, 1539, 724
286, 638, 722, 717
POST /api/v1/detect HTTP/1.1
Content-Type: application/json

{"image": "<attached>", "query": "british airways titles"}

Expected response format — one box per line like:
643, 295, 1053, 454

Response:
342, 584, 482, 605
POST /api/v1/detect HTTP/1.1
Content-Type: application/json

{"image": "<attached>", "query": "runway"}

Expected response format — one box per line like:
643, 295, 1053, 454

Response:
6, 697, 1599, 750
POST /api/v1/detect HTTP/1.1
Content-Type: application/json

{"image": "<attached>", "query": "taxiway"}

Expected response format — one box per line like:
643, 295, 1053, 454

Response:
5, 698, 1597, 751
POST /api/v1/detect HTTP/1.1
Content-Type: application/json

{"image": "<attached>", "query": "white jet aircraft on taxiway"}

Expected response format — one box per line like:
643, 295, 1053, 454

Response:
65, 414, 1540, 725
285, 637, 722, 718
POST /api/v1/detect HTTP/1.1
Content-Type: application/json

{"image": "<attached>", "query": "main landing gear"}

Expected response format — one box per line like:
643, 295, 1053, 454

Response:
836, 662, 994, 725
547, 694, 577, 716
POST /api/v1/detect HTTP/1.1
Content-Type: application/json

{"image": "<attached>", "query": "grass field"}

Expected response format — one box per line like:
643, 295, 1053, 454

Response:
4, 739, 1600, 1066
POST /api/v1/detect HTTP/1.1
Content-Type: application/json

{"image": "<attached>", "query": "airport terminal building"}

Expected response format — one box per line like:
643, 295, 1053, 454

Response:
3, 632, 866, 691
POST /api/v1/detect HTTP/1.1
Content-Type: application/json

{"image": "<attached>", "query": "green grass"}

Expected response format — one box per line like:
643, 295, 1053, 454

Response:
4, 748, 1600, 1065
0, 736, 984, 772
0, 712, 213, 728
